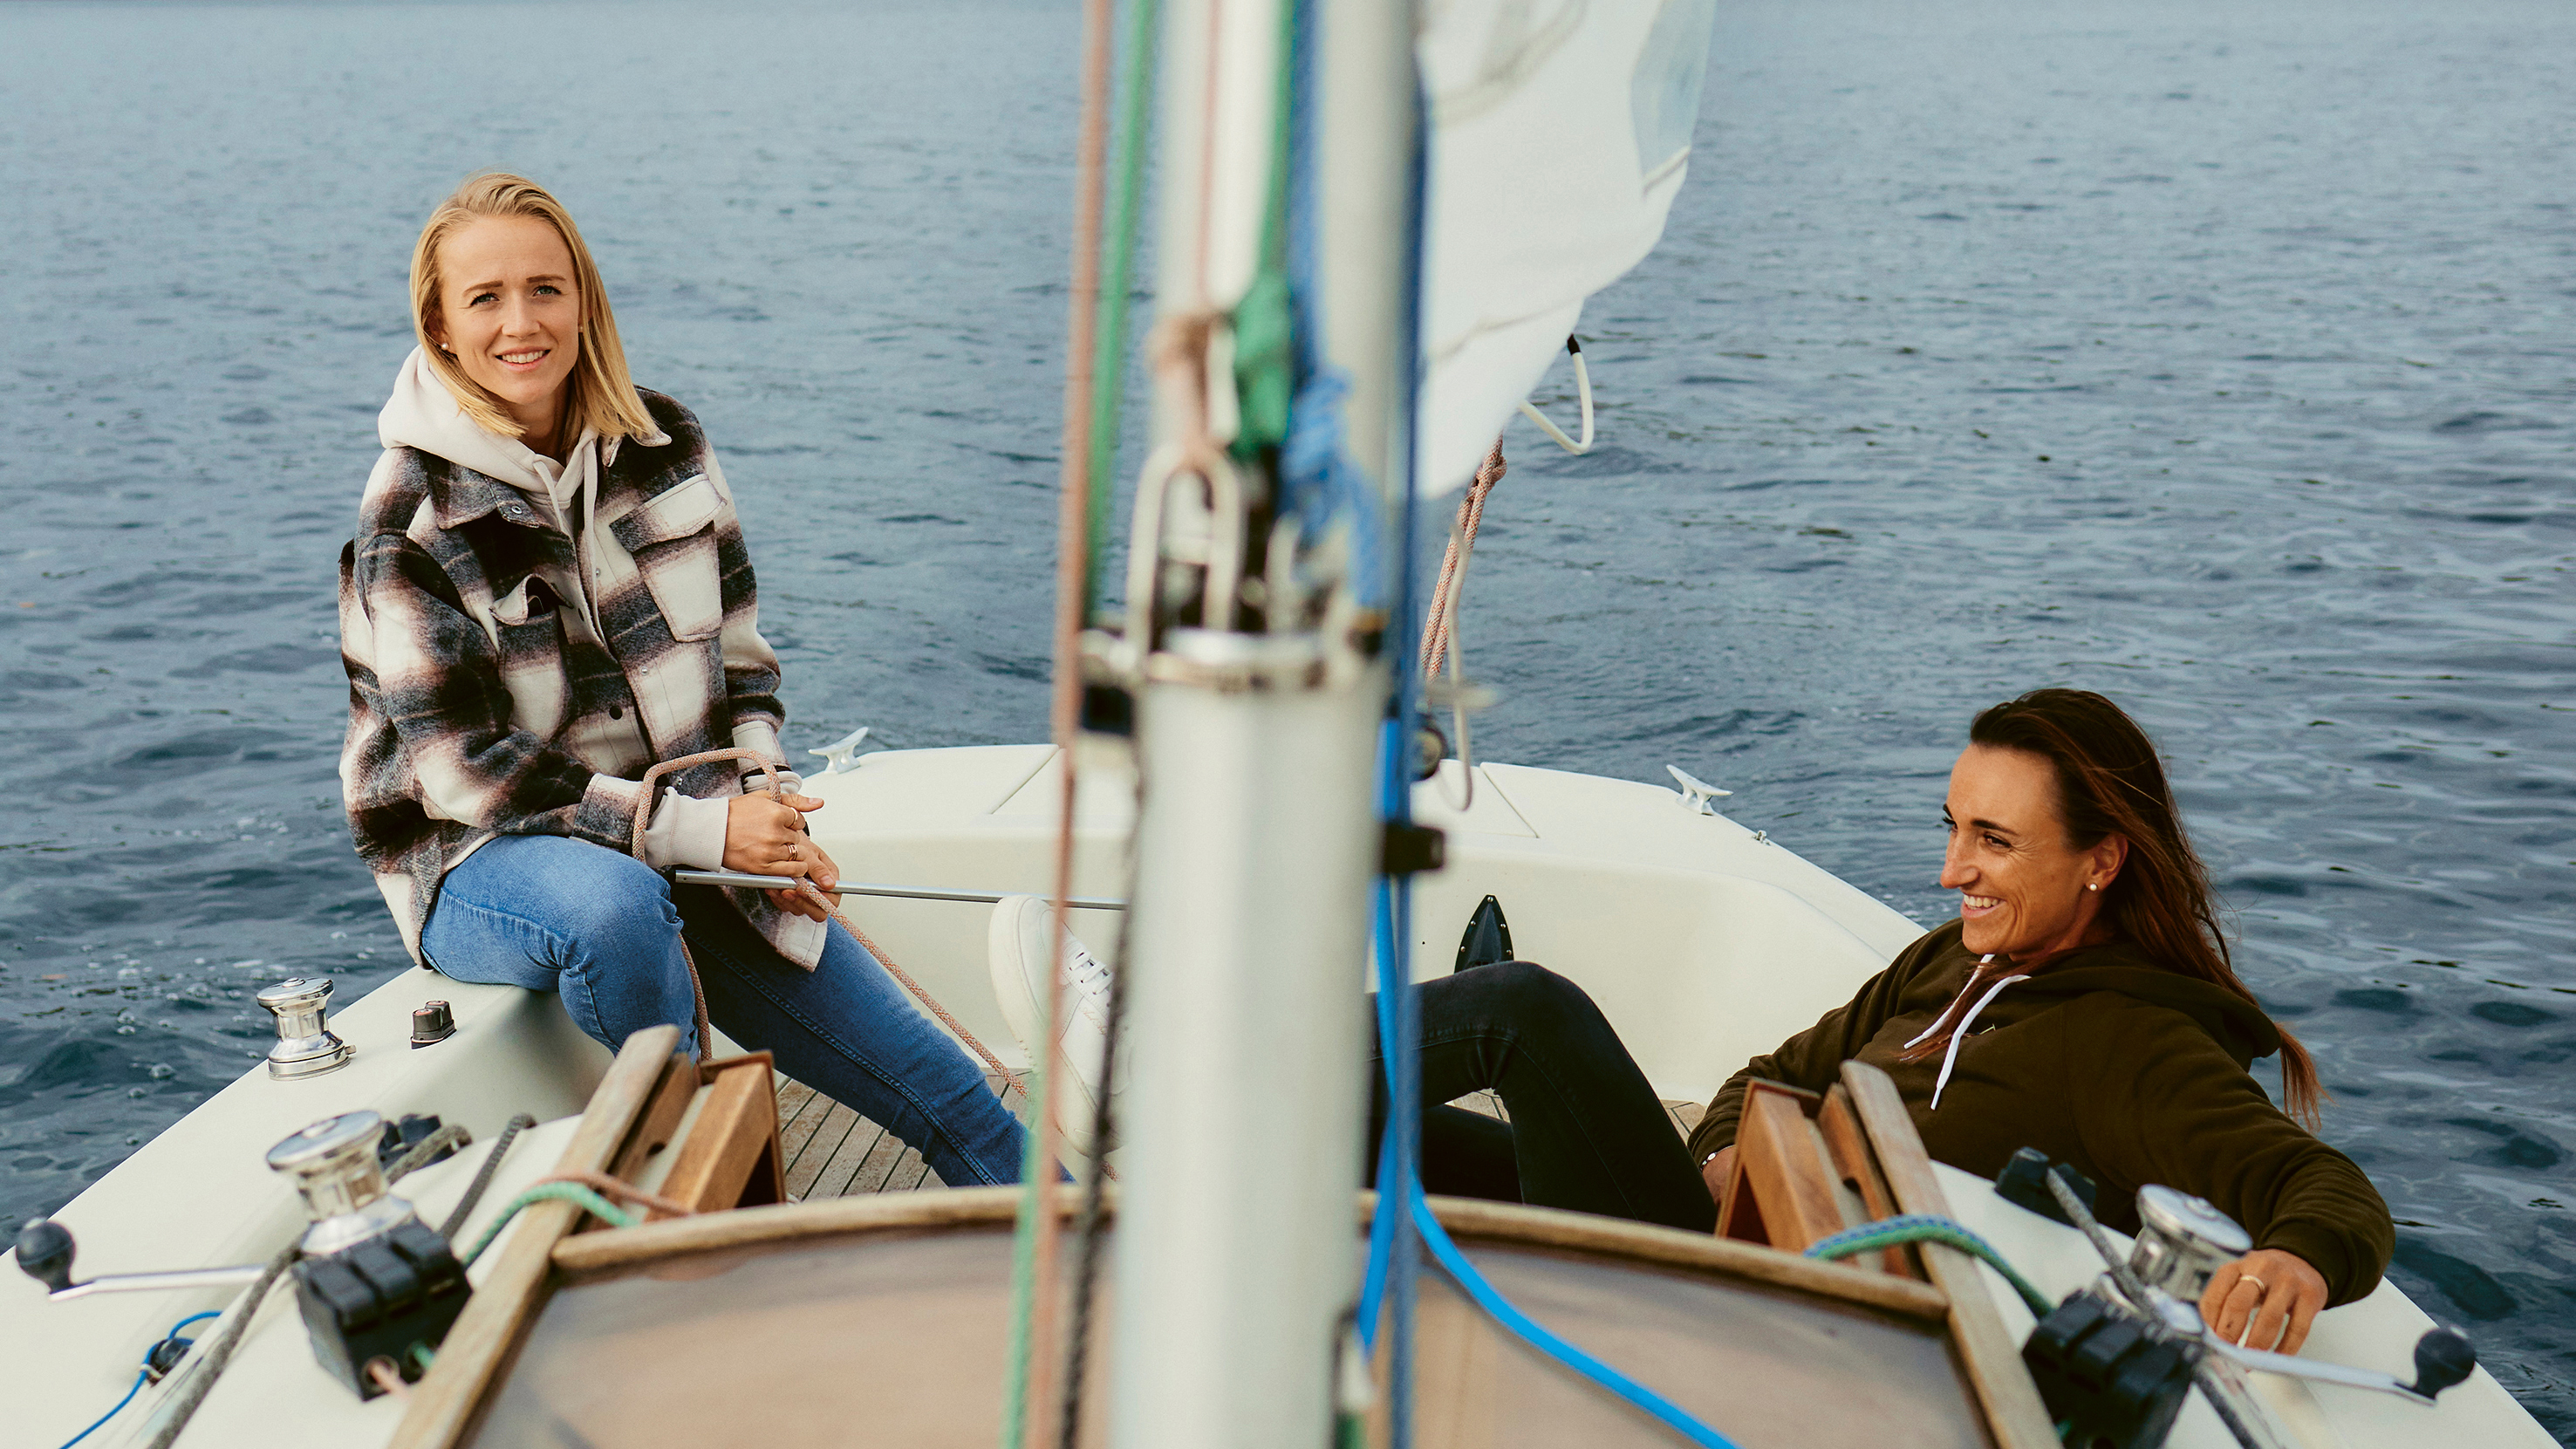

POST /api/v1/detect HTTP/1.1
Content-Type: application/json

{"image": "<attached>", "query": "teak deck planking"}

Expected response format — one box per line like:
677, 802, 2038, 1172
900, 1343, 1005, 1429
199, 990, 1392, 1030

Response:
772, 1076, 1705, 1200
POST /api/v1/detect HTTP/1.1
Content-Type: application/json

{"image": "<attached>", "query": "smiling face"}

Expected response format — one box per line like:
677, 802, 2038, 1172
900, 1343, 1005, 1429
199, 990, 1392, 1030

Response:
1940, 743, 2127, 958
427, 215, 582, 450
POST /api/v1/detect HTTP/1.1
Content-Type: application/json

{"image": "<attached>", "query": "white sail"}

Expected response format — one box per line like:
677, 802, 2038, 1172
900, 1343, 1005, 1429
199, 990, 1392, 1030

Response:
1416, 0, 1719, 493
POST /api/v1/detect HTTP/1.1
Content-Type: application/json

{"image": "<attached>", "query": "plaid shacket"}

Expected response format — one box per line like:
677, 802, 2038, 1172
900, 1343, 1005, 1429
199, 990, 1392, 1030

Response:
337, 388, 823, 968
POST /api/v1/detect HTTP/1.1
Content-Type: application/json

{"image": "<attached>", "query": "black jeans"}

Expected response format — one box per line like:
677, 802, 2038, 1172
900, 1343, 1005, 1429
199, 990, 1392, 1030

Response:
1366, 960, 1718, 1234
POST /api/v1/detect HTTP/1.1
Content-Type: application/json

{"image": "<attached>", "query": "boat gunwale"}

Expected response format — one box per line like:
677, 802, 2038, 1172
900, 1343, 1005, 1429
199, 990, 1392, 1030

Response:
543, 1184, 1953, 1322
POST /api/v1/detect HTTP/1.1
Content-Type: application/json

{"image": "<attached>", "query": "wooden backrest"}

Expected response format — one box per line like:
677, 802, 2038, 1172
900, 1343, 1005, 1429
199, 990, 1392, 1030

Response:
1716, 1078, 1917, 1277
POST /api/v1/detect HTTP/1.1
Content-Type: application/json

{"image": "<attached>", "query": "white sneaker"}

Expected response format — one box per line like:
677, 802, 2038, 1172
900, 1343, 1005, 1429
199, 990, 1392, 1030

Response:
987, 894, 1115, 1157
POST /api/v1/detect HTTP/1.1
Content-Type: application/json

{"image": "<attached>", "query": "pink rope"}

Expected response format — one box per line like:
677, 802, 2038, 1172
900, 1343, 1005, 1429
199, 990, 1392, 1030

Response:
1420, 440, 1507, 681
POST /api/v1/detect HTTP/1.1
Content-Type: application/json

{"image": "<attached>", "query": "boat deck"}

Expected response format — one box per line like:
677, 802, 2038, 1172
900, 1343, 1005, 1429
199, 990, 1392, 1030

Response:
774, 1077, 1708, 1200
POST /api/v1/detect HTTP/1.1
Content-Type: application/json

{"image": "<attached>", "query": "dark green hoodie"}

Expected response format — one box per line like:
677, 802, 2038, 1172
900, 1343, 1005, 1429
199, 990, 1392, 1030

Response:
1688, 920, 2392, 1306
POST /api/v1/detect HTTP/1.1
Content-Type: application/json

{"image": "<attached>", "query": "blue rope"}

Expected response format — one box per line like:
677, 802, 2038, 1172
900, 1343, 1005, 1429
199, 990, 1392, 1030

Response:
1276, 0, 1389, 608
56, 1371, 145, 1449
56, 1311, 225, 1449
1413, 1196, 1747, 1449
1333, 19, 1746, 1446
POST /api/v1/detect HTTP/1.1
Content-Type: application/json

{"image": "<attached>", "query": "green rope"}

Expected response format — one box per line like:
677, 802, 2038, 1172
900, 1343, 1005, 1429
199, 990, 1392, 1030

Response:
456, 1184, 639, 1269
1080, 0, 1164, 619
1227, 0, 1300, 462
1803, 1214, 2057, 1319
998, 1047, 1052, 1448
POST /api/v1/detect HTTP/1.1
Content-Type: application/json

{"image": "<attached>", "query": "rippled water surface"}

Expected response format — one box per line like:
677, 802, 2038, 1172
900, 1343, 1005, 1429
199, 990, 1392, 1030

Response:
3, 0, 2571, 1435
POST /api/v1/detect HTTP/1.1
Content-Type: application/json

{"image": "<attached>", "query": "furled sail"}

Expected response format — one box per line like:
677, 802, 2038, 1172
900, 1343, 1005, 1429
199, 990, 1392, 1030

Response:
1416, 0, 1719, 494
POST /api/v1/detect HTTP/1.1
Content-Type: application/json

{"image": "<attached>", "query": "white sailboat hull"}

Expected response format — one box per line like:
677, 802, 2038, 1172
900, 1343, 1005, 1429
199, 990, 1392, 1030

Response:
3, 744, 2550, 1448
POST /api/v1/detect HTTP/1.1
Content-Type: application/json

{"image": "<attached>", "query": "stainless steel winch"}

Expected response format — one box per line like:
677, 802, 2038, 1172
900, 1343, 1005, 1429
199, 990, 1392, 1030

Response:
2010, 1152, 2477, 1449
2128, 1182, 2255, 1304
265, 1109, 423, 1255
256, 974, 354, 1079
16, 1104, 476, 1405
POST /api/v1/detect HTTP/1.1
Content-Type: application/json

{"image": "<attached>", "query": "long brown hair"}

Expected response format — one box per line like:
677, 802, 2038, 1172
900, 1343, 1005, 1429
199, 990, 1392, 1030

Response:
1968, 688, 2322, 1126
408, 172, 657, 445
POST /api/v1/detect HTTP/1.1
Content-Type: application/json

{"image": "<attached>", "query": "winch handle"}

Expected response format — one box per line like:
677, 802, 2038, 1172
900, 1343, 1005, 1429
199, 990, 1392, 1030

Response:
2409, 1327, 2477, 1399
15, 1219, 72, 1293
11, 1218, 264, 1302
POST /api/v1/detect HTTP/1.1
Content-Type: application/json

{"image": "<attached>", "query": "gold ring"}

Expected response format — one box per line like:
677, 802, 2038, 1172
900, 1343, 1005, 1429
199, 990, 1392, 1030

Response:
2238, 1274, 2265, 1296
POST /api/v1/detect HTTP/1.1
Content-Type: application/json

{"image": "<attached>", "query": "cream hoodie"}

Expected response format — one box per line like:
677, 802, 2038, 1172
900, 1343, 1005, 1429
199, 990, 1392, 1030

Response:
376, 348, 736, 872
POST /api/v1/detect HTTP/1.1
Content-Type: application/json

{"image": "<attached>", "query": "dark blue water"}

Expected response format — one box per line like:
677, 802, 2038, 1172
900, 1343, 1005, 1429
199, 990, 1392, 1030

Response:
2, 0, 2569, 1434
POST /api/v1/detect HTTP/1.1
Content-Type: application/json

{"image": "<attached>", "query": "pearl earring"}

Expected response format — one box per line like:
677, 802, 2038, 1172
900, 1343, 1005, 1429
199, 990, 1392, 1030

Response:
2087, 883, 2100, 892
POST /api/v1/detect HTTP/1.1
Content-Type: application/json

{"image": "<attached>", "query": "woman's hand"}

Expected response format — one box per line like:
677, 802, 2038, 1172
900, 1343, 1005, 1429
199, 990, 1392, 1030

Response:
723, 792, 841, 922
2200, 1247, 2329, 1355
1699, 1145, 1737, 1211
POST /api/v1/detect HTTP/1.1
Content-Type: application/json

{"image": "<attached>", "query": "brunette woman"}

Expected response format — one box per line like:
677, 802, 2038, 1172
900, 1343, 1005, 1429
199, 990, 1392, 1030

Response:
1039, 688, 2387, 1351
1684, 688, 2388, 1354
338, 173, 1028, 1187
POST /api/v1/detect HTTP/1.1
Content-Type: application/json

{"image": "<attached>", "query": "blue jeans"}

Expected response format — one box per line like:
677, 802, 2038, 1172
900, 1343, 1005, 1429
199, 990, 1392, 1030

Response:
421, 834, 1028, 1188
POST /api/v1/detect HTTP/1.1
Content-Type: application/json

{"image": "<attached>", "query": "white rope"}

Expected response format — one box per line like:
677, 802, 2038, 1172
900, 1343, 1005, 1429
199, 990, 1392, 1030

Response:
1516, 336, 1593, 454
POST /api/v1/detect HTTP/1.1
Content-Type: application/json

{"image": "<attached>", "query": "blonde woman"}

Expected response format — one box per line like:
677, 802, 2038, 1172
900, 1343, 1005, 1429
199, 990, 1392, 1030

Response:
338, 174, 1028, 1186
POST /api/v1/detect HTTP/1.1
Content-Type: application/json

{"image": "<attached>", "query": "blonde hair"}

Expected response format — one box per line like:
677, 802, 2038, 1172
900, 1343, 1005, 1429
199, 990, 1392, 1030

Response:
408, 172, 656, 445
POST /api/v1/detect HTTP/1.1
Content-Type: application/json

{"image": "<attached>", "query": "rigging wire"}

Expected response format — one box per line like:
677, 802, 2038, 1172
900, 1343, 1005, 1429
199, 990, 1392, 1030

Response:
1081, 0, 1162, 605
1056, 802, 1142, 1449
1010, 0, 1124, 1439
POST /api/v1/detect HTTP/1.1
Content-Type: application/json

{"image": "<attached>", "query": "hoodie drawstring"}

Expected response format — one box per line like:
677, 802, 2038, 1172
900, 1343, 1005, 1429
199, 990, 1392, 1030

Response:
1903, 953, 1997, 1051
1924, 970, 2027, 1111
1903, 954, 2033, 1111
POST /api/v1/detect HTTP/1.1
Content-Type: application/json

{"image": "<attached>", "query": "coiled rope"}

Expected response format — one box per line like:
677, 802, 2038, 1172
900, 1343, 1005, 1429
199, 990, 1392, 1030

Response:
436, 1113, 536, 1241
